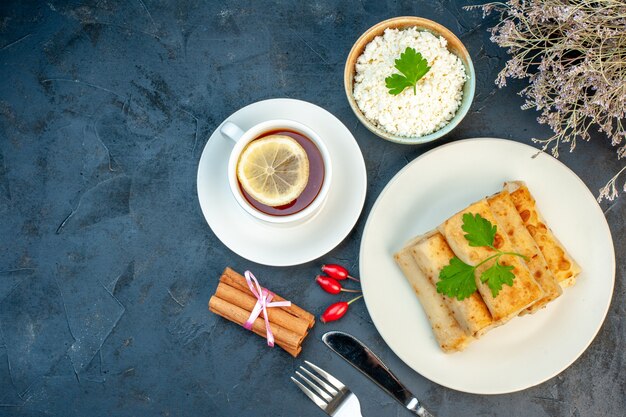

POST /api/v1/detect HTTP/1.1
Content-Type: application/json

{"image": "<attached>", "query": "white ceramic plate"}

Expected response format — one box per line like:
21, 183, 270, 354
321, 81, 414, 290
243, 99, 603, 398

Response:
197, 99, 367, 266
359, 138, 615, 394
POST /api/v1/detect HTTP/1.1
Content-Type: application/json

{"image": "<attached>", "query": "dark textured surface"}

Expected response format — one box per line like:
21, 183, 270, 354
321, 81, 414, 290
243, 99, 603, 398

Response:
0, 1, 624, 416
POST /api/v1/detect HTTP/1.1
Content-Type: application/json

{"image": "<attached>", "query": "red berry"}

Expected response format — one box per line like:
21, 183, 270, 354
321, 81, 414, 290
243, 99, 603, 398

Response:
315, 275, 362, 295
320, 295, 363, 323
316, 275, 342, 294
321, 264, 360, 282
321, 302, 348, 323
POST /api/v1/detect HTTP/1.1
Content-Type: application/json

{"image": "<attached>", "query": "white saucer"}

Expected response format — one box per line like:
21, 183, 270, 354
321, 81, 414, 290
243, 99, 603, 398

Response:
197, 99, 367, 266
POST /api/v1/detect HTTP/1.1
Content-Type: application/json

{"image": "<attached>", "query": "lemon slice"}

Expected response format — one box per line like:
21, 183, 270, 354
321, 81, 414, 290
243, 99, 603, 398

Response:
237, 135, 310, 207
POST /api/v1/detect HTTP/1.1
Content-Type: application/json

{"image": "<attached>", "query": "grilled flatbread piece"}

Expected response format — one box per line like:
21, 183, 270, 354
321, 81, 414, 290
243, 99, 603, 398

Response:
505, 181, 581, 287
438, 199, 544, 323
411, 232, 494, 336
488, 191, 562, 314
394, 237, 472, 353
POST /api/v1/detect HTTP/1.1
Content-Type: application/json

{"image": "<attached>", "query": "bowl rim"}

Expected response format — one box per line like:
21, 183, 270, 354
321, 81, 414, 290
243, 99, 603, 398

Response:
344, 16, 476, 145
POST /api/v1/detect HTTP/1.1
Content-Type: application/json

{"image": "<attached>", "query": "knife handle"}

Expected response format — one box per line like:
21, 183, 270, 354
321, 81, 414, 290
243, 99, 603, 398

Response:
407, 397, 434, 416
323, 331, 435, 417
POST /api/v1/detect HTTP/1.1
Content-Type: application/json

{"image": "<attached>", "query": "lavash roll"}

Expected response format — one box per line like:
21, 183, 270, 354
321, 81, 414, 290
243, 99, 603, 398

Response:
394, 237, 472, 353
488, 191, 562, 314
410, 232, 494, 336
438, 199, 544, 324
505, 181, 581, 288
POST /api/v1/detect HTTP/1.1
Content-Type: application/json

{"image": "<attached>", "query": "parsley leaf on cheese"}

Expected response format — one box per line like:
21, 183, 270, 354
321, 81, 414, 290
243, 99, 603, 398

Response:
385, 47, 430, 95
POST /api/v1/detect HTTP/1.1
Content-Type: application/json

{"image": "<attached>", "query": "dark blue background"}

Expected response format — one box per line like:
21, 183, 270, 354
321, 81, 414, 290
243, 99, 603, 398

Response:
0, 1, 624, 416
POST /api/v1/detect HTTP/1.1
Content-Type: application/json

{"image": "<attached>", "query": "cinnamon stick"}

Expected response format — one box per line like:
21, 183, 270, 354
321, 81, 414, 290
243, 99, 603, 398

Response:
209, 295, 302, 357
215, 282, 310, 336
221, 267, 315, 328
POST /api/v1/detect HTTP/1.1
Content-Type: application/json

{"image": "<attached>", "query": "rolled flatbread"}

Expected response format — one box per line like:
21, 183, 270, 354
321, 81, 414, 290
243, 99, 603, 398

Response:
410, 232, 494, 336
394, 237, 472, 353
488, 191, 562, 314
438, 199, 544, 323
505, 181, 581, 287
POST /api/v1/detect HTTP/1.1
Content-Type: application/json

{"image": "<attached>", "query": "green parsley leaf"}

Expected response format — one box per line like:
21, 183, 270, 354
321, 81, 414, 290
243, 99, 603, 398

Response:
480, 261, 515, 298
436, 212, 527, 300
385, 47, 431, 96
461, 212, 497, 248
385, 74, 414, 95
437, 257, 477, 301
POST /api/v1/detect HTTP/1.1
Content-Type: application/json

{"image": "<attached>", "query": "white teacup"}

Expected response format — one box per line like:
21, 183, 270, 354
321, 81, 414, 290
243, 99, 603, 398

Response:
221, 119, 332, 225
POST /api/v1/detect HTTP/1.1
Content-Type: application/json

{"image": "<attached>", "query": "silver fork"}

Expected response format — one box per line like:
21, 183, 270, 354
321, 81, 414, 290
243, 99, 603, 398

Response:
291, 360, 362, 417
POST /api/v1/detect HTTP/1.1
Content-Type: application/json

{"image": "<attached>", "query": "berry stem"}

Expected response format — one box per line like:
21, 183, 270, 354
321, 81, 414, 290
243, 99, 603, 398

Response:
347, 295, 363, 305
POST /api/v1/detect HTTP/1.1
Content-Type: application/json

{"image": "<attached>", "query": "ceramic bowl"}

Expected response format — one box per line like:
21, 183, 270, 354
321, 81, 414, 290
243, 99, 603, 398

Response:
344, 16, 476, 145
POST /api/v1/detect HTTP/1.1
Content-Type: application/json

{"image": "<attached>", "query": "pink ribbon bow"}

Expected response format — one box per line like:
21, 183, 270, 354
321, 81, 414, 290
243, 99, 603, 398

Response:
243, 271, 291, 347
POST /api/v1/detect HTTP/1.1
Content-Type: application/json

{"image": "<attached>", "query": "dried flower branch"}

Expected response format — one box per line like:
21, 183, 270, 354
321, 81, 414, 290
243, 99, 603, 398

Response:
467, 1, 626, 201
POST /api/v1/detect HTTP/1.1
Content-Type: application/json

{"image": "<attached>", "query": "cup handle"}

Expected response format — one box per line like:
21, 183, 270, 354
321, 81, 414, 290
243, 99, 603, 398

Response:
220, 121, 245, 143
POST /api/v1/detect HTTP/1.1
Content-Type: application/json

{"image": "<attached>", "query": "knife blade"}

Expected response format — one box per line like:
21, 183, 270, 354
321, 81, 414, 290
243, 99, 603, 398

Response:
322, 331, 434, 417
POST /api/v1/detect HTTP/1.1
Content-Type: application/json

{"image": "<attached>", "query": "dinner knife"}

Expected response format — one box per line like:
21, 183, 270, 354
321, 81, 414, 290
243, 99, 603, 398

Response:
322, 331, 434, 417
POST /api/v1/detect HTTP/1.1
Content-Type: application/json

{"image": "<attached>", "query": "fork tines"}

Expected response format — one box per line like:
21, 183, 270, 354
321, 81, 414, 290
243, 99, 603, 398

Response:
291, 360, 347, 412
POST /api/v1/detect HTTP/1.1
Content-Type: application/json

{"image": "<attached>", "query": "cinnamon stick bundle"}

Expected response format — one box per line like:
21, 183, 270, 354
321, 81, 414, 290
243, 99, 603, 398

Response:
220, 267, 315, 328
208, 267, 315, 357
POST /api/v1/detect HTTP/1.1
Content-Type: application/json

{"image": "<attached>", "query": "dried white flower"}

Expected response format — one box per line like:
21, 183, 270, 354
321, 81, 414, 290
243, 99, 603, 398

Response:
598, 166, 626, 203
467, 1, 626, 201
